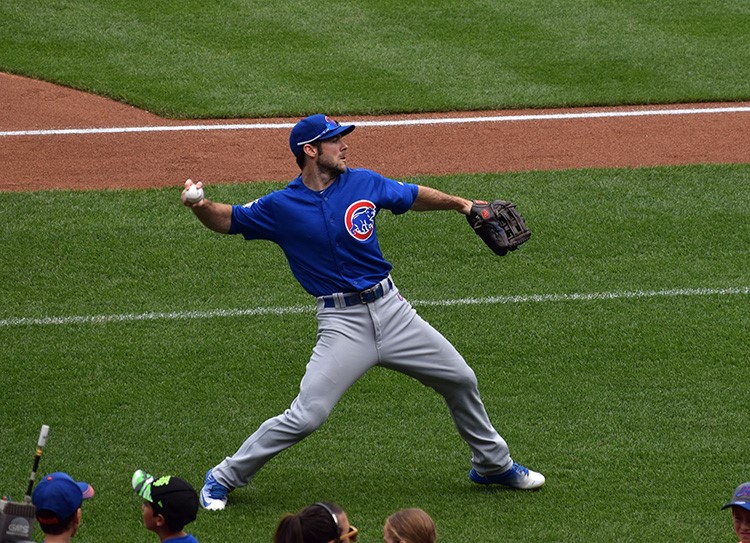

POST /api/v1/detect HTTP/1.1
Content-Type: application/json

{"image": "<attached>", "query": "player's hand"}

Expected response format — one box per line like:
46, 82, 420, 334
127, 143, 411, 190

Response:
182, 179, 206, 207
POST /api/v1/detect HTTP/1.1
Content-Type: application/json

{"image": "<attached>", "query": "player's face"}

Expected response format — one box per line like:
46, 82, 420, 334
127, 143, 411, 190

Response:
733, 507, 750, 543
141, 502, 159, 532
317, 135, 349, 175
333, 511, 359, 542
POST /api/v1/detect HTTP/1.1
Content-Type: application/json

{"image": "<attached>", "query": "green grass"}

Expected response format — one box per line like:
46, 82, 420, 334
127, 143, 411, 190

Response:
2, 3, 747, 540
1, 165, 748, 542
1, 0, 748, 117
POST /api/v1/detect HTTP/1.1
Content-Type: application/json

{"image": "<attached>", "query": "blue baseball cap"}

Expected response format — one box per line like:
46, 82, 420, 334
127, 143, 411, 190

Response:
289, 114, 355, 156
722, 481, 750, 511
32, 472, 94, 526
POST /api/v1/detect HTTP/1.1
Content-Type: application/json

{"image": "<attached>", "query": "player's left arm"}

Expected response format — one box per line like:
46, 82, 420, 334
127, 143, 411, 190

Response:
410, 185, 472, 215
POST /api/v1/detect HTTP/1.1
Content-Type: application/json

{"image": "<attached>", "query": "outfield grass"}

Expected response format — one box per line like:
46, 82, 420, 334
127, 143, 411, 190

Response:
1, 0, 748, 117
1, 165, 748, 542
2, 2, 747, 541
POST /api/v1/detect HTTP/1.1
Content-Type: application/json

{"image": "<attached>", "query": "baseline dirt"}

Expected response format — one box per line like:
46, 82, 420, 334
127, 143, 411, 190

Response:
1, 72, 748, 192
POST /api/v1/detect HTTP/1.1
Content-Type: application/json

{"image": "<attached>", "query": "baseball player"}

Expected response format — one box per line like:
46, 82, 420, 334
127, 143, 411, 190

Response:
182, 114, 545, 510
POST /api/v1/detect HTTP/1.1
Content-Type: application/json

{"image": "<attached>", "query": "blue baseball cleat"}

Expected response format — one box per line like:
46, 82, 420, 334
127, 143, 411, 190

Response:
469, 462, 545, 490
200, 468, 230, 510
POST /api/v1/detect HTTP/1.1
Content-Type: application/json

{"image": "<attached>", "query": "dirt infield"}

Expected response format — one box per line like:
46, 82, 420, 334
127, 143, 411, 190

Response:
1, 72, 748, 192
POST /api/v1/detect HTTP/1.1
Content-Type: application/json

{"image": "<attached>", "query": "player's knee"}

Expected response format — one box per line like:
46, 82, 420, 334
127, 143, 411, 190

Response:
453, 366, 479, 390
296, 401, 332, 434
432, 365, 479, 398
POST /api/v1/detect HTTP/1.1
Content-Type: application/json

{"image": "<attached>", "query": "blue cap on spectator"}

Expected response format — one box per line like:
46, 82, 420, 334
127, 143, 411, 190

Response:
722, 482, 750, 511
32, 472, 94, 526
289, 114, 355, 156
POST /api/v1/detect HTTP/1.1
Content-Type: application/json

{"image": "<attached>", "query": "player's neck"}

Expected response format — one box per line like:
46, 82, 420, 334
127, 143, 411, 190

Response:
159, 529, 188, 542
301, 168, 338, 192
41, 533, 75, 542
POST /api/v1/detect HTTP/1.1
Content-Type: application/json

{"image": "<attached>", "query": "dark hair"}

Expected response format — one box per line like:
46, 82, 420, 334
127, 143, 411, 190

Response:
295, 141, 323, 170
273, 502, 342, 543
37, 511, 77, 535
145, 501, 186, 533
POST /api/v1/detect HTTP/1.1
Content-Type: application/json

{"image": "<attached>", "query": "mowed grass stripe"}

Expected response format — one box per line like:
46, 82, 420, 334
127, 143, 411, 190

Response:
2, 286, 747, 328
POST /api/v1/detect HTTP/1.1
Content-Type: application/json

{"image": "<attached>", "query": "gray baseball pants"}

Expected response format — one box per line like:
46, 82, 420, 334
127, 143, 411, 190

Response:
213, 279, 512, 489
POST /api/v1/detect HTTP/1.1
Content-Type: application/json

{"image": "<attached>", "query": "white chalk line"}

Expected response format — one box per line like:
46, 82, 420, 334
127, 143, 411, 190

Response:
2, 106, 749, 137
1, 286, 747, 328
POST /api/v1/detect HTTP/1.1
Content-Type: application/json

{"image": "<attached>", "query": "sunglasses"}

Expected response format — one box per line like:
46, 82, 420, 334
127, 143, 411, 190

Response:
295, 119, 342, 147
339, 525, 358, 541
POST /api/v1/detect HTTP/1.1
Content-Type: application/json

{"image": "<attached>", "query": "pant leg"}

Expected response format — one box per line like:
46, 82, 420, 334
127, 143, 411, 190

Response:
213, 304, 378, 489
375, 288, 512, 475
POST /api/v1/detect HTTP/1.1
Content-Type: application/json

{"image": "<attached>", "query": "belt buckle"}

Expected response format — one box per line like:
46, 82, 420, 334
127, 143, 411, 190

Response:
359, 287, 373, 304
358, 284, 379, 304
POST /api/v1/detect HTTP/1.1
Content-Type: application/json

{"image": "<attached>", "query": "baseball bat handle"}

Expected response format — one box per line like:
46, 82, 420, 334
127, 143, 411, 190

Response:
24, 424, 50, 502
38, 425, 49, 448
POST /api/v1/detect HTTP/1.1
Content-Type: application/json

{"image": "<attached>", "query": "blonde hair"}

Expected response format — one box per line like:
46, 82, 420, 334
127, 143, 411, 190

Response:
385, 508, 436, 543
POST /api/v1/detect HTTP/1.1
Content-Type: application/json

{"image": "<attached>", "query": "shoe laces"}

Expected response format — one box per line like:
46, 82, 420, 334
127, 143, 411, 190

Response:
512, 462, 530, 477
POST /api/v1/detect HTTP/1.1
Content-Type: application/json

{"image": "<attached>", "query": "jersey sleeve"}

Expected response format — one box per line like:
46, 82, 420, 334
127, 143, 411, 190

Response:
369, 170, 419, 214
228, 195, 275, 240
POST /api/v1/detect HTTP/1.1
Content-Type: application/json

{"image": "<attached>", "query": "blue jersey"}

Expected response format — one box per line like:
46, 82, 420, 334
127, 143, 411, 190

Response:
229, 168, 419, 297
162, 535, 199, 543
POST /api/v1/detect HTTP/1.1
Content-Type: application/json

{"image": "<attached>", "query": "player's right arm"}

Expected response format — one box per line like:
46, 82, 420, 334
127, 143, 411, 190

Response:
182, 180, 232, 234
190, 200, 233, 233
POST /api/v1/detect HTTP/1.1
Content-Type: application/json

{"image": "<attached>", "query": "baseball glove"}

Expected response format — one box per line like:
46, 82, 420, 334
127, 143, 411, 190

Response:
466, 200, 531, 256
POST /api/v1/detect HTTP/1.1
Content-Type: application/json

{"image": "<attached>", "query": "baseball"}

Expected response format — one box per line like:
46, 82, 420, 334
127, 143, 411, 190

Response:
184, 184, 204, 204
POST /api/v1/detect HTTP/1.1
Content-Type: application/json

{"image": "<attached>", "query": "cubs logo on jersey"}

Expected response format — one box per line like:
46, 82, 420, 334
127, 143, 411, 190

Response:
345, 200, 376, 241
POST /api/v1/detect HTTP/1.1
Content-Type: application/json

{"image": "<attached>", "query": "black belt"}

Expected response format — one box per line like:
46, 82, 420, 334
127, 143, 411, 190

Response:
321, 278, 393, 308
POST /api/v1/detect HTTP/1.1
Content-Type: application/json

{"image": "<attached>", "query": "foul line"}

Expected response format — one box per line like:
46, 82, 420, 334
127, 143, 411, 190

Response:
1, 286, 747, 328
2, 106, 749, 137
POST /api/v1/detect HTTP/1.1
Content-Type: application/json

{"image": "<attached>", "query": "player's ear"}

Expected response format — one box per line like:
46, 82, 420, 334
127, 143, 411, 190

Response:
303, 142, 318, 159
